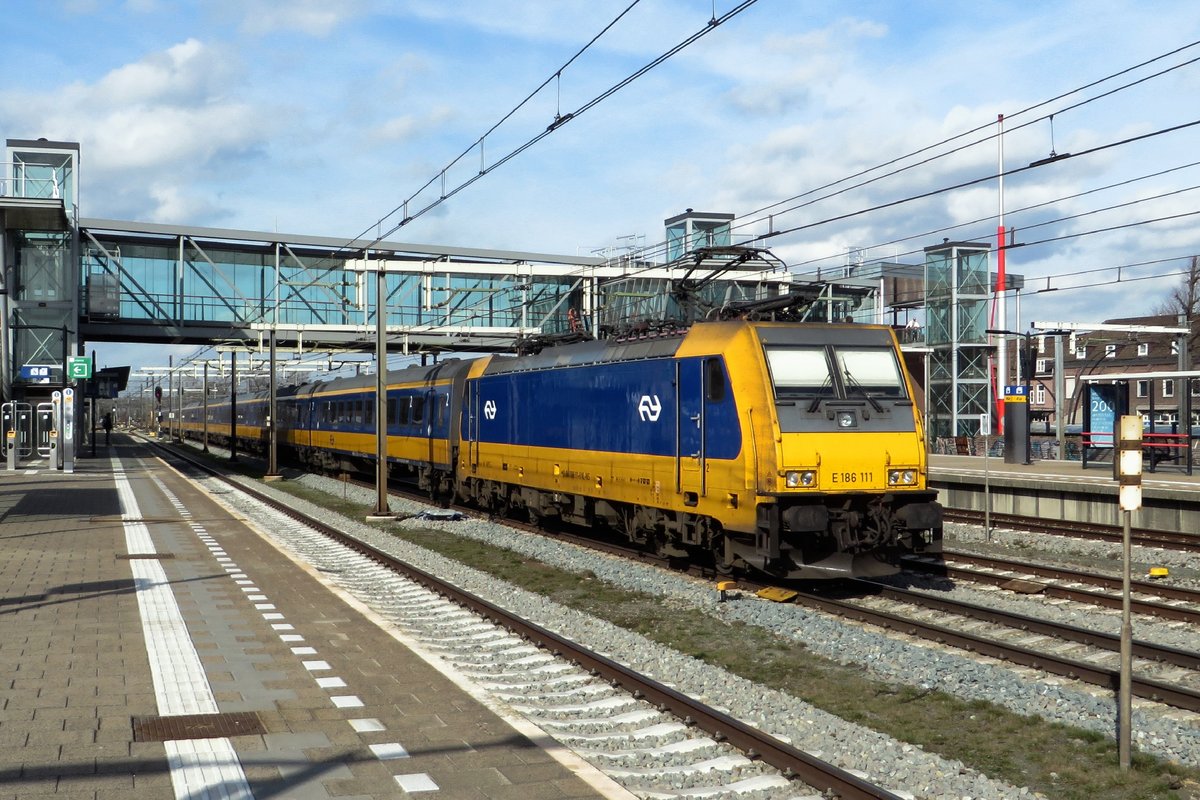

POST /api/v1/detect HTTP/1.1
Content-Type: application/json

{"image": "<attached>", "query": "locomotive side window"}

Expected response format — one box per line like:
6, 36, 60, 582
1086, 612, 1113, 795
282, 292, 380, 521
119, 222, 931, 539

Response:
834, 348, 907, 399
764, 346, 834, 399
704, 358, 727, 402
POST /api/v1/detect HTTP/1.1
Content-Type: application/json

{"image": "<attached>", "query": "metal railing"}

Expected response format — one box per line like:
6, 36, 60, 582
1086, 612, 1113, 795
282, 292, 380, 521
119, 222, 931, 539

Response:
0, 163, 63, 199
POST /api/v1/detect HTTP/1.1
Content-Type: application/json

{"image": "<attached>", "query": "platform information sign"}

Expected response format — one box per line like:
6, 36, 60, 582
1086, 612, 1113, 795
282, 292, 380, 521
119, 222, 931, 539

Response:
67, 356, 92, 381
20, 365, 53, 382
1003, 385, 1028, 402
1088, 384, 1117, 448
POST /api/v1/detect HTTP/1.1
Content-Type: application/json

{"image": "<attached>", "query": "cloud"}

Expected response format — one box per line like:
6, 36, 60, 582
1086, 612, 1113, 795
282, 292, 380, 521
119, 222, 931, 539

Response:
0, 36, 281, 223
233, 0, 366, 36
368, 106, 455, 145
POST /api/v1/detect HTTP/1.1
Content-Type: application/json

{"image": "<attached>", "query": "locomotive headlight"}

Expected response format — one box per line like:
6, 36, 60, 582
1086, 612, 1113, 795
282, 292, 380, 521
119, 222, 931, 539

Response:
785, 470, 817, 488
887, 469, 918, 486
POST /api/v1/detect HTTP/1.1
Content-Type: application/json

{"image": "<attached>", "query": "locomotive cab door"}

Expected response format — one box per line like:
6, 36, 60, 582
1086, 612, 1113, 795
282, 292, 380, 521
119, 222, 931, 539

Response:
466, 379, 480, 472
675, 358, 717, 505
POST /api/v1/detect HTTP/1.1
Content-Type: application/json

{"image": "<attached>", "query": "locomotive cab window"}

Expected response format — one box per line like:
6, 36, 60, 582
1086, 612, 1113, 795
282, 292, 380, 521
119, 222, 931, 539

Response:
834, 348, 907, 400
764, 346, 834, 400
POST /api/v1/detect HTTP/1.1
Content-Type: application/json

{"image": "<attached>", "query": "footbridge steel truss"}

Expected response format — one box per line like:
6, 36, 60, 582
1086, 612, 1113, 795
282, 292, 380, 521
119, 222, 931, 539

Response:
77, 219, 799, 355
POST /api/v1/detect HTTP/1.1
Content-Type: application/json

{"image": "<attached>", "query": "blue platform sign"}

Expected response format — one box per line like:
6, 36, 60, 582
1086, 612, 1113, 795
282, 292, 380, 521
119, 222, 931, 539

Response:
1003, 384, 1028, 401
20, 365, 52, 382
1088, 384, 1117, 448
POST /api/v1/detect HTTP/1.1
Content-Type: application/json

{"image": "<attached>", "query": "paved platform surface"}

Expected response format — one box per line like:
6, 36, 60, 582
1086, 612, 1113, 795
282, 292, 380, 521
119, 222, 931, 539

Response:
930, 452, 1200, 493
0, 436, 628, 799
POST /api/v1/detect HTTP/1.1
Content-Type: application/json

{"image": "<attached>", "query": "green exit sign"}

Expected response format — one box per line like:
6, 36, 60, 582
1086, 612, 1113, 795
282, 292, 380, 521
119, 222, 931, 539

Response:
67, 356, 93, 380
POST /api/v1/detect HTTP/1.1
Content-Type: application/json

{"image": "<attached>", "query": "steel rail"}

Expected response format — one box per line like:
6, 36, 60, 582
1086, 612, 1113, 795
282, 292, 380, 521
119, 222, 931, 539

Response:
942, 508, 1200, 553
904, 552, 1200, 625
147, 439, 906, 800
855, 580, 1200, 670
540, 533, 1200, 712
790, 590, 1200, 713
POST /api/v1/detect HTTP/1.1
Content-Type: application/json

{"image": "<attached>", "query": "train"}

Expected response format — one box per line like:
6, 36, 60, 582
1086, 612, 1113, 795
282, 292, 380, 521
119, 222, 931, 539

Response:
178, 319, 943, 579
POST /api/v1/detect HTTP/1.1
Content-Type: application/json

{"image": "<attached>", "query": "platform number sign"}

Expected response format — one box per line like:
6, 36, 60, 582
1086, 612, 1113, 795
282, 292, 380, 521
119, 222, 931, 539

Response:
67, 356, 93, 381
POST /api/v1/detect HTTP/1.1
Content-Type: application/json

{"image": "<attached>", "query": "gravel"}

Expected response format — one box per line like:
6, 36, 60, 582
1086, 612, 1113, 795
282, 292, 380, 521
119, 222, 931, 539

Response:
198, 455, 1200, 797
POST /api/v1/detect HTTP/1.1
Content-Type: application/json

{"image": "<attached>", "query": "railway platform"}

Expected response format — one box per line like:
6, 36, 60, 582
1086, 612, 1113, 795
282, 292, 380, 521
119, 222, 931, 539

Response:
0, 435, 629, 800
929, 452, 1200, 532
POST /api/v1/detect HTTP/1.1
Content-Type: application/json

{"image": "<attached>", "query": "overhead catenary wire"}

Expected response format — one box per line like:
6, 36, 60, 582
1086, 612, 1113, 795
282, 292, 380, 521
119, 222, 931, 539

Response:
204, 31, 1200, 373
788, 170, 1200, 275
732, 41, 1200, 241
606, 39, 1200, 269
307, 0, 759, 279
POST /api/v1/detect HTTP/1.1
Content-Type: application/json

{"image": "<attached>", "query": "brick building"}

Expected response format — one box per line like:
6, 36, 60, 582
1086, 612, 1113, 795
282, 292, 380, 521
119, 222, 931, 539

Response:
1025, 314, 1196, 429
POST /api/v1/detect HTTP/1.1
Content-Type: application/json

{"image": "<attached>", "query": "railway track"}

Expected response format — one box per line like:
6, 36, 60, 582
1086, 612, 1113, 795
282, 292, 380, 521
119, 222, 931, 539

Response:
943, 507, 1200, 553
903, 551, 1200, 625
533, 534, 1200, 713
274, 448, 1200, 716
148, 438, 909, 800
836, 580, 1200, 712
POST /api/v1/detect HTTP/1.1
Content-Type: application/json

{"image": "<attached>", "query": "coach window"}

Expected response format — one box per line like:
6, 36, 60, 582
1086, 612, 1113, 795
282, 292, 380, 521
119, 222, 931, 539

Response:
398, 396, 410, 425
365, 401, 373, 427
704, 358, 727, 402
412, 394, 425, 424
435, 394, 447, 427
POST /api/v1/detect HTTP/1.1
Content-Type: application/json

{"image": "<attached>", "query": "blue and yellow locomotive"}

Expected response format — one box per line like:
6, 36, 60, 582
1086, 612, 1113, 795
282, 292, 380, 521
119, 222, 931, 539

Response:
180, 320, 941, 578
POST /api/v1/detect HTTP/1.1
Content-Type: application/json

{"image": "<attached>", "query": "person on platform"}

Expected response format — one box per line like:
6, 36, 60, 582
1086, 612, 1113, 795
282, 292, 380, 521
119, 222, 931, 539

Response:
102, 411, 113, 446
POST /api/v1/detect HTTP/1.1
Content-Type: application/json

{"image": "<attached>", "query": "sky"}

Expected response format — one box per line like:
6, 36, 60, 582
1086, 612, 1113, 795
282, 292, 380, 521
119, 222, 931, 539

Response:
3, 0, 1200, 374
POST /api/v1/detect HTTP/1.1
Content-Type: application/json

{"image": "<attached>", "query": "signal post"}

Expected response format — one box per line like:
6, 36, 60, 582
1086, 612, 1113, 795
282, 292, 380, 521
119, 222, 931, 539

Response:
1116, 415, 1142, 770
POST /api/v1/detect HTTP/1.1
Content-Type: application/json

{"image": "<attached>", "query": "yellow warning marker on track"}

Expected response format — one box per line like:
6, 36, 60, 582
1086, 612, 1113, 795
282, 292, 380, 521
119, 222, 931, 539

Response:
716, 580, 737, 602
1147, 567, 1169, 579
756, 586, 799, 603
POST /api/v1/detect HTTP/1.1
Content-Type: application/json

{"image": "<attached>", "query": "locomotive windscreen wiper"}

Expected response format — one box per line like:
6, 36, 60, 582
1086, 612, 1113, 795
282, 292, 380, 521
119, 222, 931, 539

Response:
843, 368, 884, 413
806, 372, 834, 412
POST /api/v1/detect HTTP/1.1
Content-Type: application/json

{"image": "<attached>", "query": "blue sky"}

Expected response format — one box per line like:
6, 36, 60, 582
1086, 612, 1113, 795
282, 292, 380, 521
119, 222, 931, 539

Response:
3, 0, 1200, 371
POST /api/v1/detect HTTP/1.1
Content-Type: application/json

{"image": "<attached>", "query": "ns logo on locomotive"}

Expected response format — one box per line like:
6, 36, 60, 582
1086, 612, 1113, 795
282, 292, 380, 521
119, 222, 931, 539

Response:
180, 320, 942, 579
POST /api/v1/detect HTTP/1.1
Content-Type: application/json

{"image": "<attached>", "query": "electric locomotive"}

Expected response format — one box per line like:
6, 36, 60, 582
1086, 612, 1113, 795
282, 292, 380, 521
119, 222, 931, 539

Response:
178, 319, 941, 579
458, 319, 941, 578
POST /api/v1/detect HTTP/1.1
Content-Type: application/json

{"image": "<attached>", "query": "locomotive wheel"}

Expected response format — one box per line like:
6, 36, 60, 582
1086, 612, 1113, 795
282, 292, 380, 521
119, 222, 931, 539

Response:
712, 534, 735, 575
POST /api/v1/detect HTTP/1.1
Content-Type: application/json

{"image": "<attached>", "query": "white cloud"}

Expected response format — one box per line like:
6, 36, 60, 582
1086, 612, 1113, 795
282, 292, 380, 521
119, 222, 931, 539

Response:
234, 0, 365, 36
